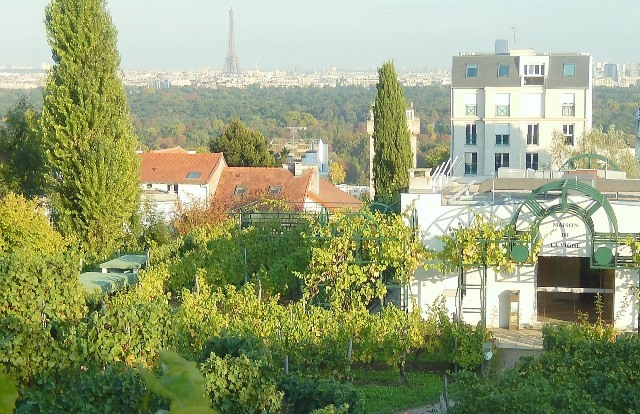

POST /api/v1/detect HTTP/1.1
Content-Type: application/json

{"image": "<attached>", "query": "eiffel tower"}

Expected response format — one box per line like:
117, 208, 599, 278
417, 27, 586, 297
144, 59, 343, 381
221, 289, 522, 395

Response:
223, 7, 241, 74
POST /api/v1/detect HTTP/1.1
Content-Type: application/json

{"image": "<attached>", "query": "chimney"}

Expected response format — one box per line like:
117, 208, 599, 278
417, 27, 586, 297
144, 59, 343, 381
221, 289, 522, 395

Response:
308, 165, 320, 195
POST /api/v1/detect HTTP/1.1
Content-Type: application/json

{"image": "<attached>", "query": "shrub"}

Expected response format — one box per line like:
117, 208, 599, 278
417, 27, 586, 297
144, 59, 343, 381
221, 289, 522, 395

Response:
201, 353, 282, 414
15, 365, 146, 414
279, 374, 364, 414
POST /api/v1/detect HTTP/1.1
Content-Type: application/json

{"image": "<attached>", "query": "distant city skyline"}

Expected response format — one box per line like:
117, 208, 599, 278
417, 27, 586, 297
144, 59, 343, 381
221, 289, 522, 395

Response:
2, 0, 640, 71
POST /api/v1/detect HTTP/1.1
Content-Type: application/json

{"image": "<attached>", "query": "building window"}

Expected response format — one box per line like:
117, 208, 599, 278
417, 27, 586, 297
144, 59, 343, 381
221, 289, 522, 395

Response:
526, 153, 539, 170
268, 185, 281, 195
466, 64, 478, 78
173, 184, 178, 193
495, 134, 509, 146
523, 63, 545, 85
498, 63, 510, 78
465, 124, 477, 145
563, 124, 574, 145
563, 63, 576, 77
496, 105, 510, 116
234, 185, 248, 196
527, 124, 539, 145
562, 93, 575, 116
495, 153, 510, 172
464, 152, 478, 175
495, 93, 510, 116
524, 64, 545, 76
464, 93, 477, 115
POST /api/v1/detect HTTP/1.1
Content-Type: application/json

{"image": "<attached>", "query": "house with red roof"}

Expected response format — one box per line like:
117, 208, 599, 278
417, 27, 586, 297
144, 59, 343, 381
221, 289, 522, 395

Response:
139, 148, 227, 217
139, 148, 362, 218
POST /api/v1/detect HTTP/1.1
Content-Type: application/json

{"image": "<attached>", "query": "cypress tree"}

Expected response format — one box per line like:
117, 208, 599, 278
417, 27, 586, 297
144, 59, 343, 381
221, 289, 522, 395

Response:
372, 61, 412, 205
41, 0, 140, 260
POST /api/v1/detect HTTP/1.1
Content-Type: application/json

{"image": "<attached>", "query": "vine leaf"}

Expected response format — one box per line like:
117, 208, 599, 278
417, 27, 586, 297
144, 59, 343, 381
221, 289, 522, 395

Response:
138, 350, 217, 414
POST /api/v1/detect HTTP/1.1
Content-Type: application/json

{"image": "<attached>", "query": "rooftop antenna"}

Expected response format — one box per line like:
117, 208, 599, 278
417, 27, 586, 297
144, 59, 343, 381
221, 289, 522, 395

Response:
510, 26, 516, 47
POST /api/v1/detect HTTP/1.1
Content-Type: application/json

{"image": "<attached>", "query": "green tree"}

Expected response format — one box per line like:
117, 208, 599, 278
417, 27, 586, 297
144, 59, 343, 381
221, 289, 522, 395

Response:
372, 61, 412, 204
328, 161, 346, 184
549, 125, 640, 177
40, 0, 140, 261
0, 193, 66, 255
0, 97, 46, 198
209, 118, 276, 167
0, 194, 86, 384
423, 142, 450, 168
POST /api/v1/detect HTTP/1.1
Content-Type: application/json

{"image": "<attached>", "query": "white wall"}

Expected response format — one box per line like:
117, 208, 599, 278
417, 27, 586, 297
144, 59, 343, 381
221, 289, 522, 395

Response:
403, 191, 640, 331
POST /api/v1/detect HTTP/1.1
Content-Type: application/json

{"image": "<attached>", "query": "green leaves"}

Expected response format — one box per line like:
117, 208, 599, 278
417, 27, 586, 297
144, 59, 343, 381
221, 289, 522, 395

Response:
430, 212, 535, 273
372, 61, 412, 203
300, 210, 423, 310
138, 350, 217, 414
0, 367, 18, 414
42, 0, 140, 261
451, 323, 640, 414
210, 118, 276, 167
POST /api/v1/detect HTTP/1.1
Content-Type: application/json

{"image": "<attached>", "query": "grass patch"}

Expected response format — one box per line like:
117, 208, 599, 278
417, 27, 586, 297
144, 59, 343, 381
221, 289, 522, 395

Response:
352, 369, 442, 414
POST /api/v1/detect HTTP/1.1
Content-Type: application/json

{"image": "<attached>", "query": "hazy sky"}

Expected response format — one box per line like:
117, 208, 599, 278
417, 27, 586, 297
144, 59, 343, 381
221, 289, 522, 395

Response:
2, 0, 639, 71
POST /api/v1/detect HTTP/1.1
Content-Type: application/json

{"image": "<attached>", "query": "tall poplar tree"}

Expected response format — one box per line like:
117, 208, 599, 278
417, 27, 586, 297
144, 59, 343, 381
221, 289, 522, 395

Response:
41, 0, 140, 260
372, 61, 412, 205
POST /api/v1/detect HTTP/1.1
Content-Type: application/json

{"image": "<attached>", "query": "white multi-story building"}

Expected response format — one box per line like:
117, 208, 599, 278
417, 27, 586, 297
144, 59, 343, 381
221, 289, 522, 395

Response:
451, 46, 592, 177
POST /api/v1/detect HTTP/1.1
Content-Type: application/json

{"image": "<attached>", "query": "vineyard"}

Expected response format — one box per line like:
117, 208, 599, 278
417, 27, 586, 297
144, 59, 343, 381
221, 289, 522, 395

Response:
0, 203, 492, 413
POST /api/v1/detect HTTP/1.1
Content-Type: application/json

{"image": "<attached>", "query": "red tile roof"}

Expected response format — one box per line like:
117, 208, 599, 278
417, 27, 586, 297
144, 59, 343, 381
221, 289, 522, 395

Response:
150, 147, 190, 154
139, 152, 224, 185
213, 167, 312, 209
309, 179, 364, 211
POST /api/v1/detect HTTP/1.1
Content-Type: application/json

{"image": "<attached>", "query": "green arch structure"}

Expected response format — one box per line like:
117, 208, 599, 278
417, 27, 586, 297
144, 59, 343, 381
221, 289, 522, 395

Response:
507, 179, 630, 268
559, 153, 621, 172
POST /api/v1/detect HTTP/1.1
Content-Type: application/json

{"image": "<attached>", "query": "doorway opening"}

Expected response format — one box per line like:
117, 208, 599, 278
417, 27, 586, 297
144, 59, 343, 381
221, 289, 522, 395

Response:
537, 256, 614, 323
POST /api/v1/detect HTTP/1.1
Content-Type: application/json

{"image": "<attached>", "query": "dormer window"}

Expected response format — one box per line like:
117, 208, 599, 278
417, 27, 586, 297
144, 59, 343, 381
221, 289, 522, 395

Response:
563, 63, 576, 77
186, 171, 201, 179
523, 64, 545, 85
234, 185, 247, 196
466, 64, 478, 78
498, 63, 510, 78
268, 185, 281, 195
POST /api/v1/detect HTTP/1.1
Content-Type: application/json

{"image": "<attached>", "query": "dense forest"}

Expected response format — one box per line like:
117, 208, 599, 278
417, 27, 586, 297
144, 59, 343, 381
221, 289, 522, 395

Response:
1, 85, 638, 184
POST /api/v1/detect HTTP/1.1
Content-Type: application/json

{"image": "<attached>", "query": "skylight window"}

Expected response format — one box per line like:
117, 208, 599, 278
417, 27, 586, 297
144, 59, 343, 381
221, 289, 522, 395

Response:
234, 185, 247, 196
268, 185, 281, 195
186, 171, 201, 179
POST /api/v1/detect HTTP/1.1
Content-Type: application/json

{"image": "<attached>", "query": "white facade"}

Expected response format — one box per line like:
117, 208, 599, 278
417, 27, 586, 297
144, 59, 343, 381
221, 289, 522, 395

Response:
402, 180, 640, 332
451, 49, 592, 177
141, 182, 211, 218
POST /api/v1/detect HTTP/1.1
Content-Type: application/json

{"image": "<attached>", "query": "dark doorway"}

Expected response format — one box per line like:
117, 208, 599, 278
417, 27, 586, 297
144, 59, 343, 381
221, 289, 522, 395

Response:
537, 256, 614, 323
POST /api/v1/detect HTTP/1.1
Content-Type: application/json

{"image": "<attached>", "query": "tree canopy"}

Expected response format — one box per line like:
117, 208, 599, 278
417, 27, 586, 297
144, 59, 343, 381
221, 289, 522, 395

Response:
372, 61, 412, 204
209, 118, 276, 167
41, 0, 140, 260
549, 125, 639, 177
0, 192, 65, 255
328, 161, 346, 185
0, 97, 45, 198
